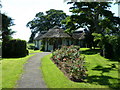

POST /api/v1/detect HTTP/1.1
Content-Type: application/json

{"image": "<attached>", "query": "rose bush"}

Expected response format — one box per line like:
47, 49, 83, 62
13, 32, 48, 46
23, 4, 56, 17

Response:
51, 45, 87, 82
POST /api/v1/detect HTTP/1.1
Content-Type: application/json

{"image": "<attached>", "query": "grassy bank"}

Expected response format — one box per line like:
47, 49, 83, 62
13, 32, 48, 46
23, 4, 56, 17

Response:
1, 54, 34, 88
41, 48, 119, 88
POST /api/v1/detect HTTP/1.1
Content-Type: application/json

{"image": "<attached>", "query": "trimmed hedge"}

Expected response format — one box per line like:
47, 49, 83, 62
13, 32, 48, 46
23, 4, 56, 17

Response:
2, 39, 28, 58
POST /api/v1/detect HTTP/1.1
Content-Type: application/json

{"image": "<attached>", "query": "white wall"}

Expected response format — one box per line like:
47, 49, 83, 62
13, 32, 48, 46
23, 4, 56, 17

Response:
39, 40, 42, 49
45, 41, 53, 51
34, 40, 42, 49
37, 38, 81, 51
48, 45, 53, 51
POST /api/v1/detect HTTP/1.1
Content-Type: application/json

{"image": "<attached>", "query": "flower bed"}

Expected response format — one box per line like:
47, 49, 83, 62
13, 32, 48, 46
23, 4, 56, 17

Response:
51, 45, 87, 82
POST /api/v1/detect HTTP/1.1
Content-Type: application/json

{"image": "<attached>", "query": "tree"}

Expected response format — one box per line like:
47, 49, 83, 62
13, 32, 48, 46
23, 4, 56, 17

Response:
62, 2, 120, 49
0, 0, 2, 8
2, 13, 15, 42
27, 9, 67, 43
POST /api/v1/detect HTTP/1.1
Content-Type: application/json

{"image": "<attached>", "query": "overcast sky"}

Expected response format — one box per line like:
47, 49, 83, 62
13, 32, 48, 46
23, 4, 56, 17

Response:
1, 0, 119, 41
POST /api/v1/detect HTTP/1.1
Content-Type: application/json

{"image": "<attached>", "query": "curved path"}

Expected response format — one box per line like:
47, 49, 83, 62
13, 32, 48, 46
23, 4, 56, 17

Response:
16, 52, 51, 88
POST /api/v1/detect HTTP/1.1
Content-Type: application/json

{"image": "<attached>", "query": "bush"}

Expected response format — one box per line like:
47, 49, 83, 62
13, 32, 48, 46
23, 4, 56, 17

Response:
2, 39, 28, 58
51, 45, 87, 82
101, 42, 114, 59
100, 36, 120, 60
34, 47, 39, 50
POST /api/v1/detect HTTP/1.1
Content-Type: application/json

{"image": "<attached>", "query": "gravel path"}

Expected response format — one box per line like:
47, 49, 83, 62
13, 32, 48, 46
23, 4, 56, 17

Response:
16, 52, 51, 88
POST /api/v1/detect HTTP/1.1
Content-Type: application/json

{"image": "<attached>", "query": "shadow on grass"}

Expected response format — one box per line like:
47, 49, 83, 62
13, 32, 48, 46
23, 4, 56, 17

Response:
80, 49, 100, 55
87, 65, 120, 89
92, 65, 117, 75
109, 58, 120, 62
87, 75, 120, 89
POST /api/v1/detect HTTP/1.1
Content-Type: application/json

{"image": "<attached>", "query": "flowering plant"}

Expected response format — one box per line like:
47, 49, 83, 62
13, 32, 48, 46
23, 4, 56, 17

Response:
51, 45, 87, 82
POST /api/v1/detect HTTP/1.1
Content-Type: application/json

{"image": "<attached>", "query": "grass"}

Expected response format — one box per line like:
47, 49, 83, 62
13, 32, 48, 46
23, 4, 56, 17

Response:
41, 48, 119, 88
1, 54, 34, 88
28, 49, 42, 53
84, 55, 119, 88
27, 43, 35, 48
41, 55, 107, 88
27, 43, 42, 53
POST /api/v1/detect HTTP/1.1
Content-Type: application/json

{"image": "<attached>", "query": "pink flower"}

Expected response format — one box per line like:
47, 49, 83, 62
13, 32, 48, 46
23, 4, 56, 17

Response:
76, 58, 79, 60
63, 58, 66, 61
58, 58, 60, 60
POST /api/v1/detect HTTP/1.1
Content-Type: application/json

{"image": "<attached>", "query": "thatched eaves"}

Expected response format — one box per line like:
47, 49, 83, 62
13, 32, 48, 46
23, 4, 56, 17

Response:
34, 33, 43, 40
34, 31, 47, 40
34, 26, 85, 40
40, 26, 71, 39
72, 32, 85, 40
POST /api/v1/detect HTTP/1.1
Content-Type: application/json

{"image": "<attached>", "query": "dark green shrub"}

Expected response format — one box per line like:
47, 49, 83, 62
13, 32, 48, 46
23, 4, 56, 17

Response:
51, 45, 87, 82
113, 36, 120, 59
2, 39, 28, 58
34, 47, 39, 50
102, 42, 114, 59
26, 49, 29, 55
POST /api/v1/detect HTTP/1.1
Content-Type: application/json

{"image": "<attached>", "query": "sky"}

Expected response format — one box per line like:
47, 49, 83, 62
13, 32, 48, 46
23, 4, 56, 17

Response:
1, 0, 119, 41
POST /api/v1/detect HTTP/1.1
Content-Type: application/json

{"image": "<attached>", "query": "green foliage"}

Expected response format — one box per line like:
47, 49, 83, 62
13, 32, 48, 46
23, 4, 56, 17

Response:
102, 42, 114, 59
93, 33, 120, 60
62, 2, 120, 49
51, 45, 87, 82
2, 39, 28, 58
26, 9, 67, 42
2, 13, 15, 42
64, 2, 117, 32
108, 35, 120, 59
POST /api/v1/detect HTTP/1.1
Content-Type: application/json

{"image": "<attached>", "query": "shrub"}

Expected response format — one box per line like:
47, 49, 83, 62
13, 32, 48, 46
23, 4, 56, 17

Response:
101, 42, 114, 59
51, 45, 87, 82
34, 47, 39, 50
2, 39, 28, 58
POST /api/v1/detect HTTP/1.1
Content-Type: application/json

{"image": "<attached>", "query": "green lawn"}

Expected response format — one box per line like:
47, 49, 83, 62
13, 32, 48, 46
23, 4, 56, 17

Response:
41, 48, 119, 88
27, 43, 42, 53
1, 54, 34, 88
28, 49, 42, 53
27, 43, 35, 49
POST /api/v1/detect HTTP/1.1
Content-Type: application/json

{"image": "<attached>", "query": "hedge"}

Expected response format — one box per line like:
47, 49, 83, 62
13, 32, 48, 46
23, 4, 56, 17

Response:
2, 39, 28, 58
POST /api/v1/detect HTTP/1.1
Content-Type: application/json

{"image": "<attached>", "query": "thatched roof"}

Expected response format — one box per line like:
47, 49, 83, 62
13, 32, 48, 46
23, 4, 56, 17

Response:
72, 32, 85, 40
39, 26, 71, 39
34, 31, 47, 40
34, 26, 85, 40
34, 33, 43, 40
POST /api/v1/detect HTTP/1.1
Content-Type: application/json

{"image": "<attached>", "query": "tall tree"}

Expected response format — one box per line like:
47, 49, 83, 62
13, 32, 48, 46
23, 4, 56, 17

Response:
26, 9, 67, 43
0, 0, 2, 8
2, 13, 15, 42
62, 2, 120, 48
